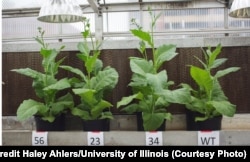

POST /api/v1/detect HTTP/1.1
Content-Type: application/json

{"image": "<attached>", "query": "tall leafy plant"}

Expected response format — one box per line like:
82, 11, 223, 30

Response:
11, 27, 73, 122
181, 43, 240, 121
60, 19, 119, 121
117, 9, 189, 131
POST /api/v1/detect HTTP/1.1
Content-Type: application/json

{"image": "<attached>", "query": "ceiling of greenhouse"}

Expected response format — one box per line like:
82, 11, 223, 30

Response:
3, 0, 250, 44
2, 0, 227, 10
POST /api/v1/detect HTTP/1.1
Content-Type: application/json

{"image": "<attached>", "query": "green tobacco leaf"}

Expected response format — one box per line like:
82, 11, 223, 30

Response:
41, 49, 58, 71
160, 88, 191, 104
86, 51, 100, 74
11, 68, 42, 79
210, 58, 227, 69
117, 92, 143, 108
73, 88, 97, 104
190, 66, 213, 96
130, 29, 152, 47
91, 100, 113, 119
208, 44, 221, 68
129, 74, 147, 88
51, 93, 74, 115
77, 42, 90, 55
209, 101, 236, 117
44, 78, 70, 91
120, 104, 140, 114
71, 108, 91, 120
54, 57, 66, 75
146, 70, 168, 92
60, 65, 86, 80
41, 115, 55, 123
155, 44, 178, 70
16, 99, 45, 121
100, 111, 114, 120
90, 67, 119, 91
214, 67, 240, 79
130, 58, 154, 75
142, 112, 165, 131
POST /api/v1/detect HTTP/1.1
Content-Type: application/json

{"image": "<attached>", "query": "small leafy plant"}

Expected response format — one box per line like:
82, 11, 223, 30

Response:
181, 43, 240, 121
60, 18, 119, 121
117, 9, 189, 131
11, 27, 74, 122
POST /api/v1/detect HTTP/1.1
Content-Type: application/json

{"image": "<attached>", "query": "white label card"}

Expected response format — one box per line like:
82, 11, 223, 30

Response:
32, 131, 48, 146
145, 131, 163, 146
87, 132, 104, 146
198, 131, 220, 146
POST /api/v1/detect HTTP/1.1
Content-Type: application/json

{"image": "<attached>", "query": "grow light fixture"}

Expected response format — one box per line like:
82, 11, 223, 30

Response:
37, 0, 84, 23
229, 0, 250, 18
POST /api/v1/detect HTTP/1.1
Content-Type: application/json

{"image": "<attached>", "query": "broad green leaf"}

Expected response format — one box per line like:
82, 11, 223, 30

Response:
154, 97, 170, 108
155, 44, 178, 70
90, 67, 118, 91
208, 44, 221, 68
51, 101, 71, 115
130, 58, 154, 75
57, 93, 73, 103
190, 66, 213, 96
130, 29, 153, 47
146, 70, 168, 93
53, 57, 66, 75
91, 100, 112, 119
209, 101, 236, 117
160, 88, 191, 104
120, 103, 140, 114
43, 78, 70, 91
142, 112, 165, 131
117, 92, 143, 108
16, 99, 44, 121
211, 80, 228, 101
73, 88, 97, 104
71, 108, 91, 120
214, 67, 240, 79
86, 51, 100, 74
195, 116, 209, 122
41, 49, 58, 71
100, 111, 114, 119
41, 115, 55, 123
77, 53, 88, 62
129, 74, 147, 88
77, 42, 90, 55
11, 68, 42, 79
185, 97, 206, 113
92, 59, 103, 75
51, 93, 74, 115
210, 58, 227, 69
60, 65, 86, 80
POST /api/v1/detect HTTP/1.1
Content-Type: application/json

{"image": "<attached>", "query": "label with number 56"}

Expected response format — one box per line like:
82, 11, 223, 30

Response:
32, 131, 48, 146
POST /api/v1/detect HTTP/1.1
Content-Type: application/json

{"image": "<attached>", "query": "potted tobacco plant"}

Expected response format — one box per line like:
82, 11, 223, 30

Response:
60, 18, 119, 131
11, 27, 74, 131
117, 9, 190, 131
181, 43, 240, 130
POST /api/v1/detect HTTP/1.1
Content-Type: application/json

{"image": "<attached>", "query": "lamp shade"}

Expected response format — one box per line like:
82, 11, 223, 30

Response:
38, 0, 84, 23
229, 0, 250, 18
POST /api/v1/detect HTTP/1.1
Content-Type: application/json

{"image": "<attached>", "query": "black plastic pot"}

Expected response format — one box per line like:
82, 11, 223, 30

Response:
34, 114, 65, 131
136, 112, 166, 131
82, 119, 110, 131
186, 110, 222, 131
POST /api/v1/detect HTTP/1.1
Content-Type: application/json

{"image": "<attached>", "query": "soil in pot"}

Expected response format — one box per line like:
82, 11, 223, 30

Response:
186, 110, 222, 131
136, 112, 166, 131
82, 119, 110, 131
34, 114, 65, 131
